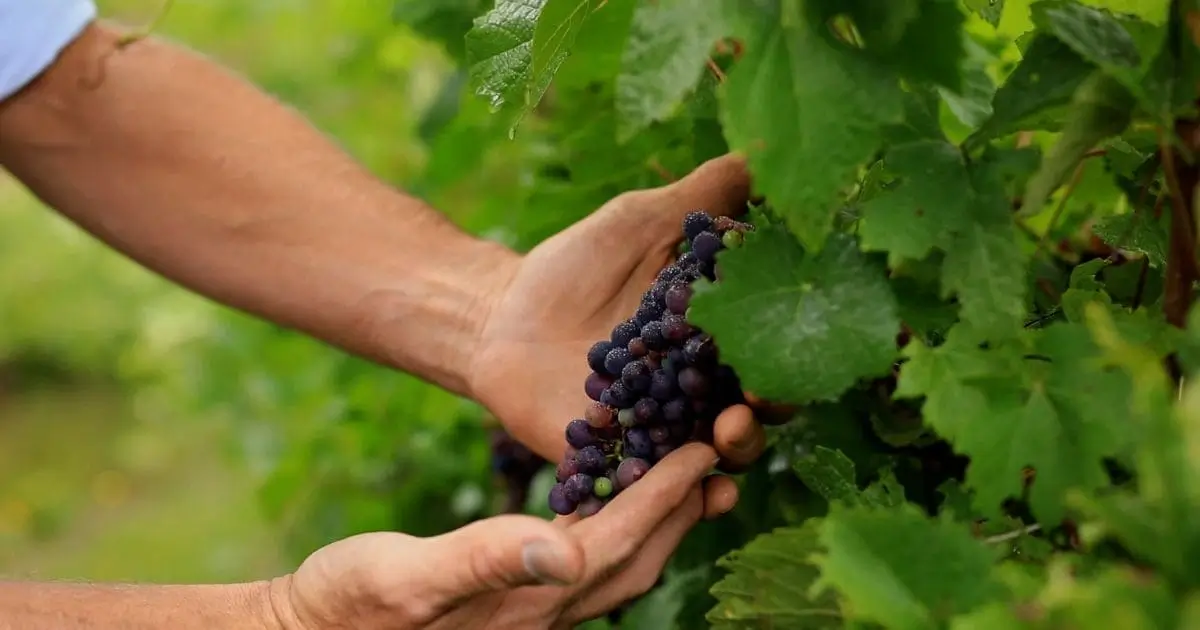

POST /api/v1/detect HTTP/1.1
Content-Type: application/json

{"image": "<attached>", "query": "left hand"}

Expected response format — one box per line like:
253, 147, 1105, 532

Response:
467, 154, 783, 518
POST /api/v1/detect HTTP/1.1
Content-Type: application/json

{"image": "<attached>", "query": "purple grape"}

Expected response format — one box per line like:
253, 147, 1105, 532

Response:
657, 264, 683, 283
692, 231, 722, 264
662, 314, 691, 342
663, 397, 688, 423
628, 337, 648, 357
587, 341, 614, 374
634, 397, 661, 424
678, 251, 698, 268
636, 296, 665, 324
577, 496, 605, 518
585, 402, 616, 429
575, 446, 607, 475
649, 370, 677, 401
683, 334, 716, 365
648, 425, 671, 444
648, 280, 669, 303
683, 211, 714, 241
606, 380, 636, 408
564, 473, 595, 502
622, 360, 652, 393
565, 419, 597, 449
585, 372, 613, 402
604, 347, 633, 375
625, 428, 654, 460
616, 458, 651, 489
611, 319, 640, 348
678, 367, 709, 397
654, 443, 677, 461
555, 456, 579, 482
641, 321, 668, 350
549, 483, 578, 515
665, 283, 692, 315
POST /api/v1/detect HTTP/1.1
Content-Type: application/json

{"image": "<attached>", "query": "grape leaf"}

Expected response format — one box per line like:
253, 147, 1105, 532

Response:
615, 0, 731, 140
965, 0, 1005, 26
1091, 210, 1169, 267
720, 3, 904, 250
1031, 0, 1148, 95
707, 521, 843, 629
791, 447, 905, 508
689, 227, 900, 405
812, 504, 1003, 630
966, 35, 1096, 147
554, 0, 638, 88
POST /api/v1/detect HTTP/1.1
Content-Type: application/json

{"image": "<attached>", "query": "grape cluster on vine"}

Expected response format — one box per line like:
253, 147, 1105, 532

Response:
548, 210, 752, 516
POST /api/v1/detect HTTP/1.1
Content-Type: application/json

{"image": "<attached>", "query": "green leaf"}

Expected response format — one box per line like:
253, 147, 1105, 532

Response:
688, 227, 901, 405
965, 0, 1005, 26
844, 0, 968, 90
1092, 210, 1170, 267
708, 521, 843, 629
720, 4, 904, 249
554, 0, 638, 88
1031, 0, 1150, 96
615, 0, 731, 140
967, 35, 1097, 147
813, 504, 1003, 630
790, 447, 905, 508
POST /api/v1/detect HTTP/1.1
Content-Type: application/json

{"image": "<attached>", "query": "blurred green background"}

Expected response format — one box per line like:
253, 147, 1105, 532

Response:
0, 0, 549, 583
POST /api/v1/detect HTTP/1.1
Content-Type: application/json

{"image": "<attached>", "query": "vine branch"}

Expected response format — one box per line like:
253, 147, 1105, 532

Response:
984, 523, 1043, 544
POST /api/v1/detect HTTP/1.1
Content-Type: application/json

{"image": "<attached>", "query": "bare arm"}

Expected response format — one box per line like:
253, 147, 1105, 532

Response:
0, 21, 518, 397
0, 580, 283, 629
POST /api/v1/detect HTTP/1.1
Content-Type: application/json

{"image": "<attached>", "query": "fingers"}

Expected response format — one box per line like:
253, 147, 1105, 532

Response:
415, 514, 586, 605
711, 404, 767, 472
745, 391, 797, 426
661, 153, 752, 219
702, 474, 739, 519
565, 485, 706, 621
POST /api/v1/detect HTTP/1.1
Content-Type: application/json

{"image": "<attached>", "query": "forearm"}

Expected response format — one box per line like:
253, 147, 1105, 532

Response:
0, 22, 517, 396
0, 580, 280, 630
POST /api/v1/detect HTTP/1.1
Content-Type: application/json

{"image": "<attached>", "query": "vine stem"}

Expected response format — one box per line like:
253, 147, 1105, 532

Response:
1035, 159, 1087, 259
983, 523, 1042, 544
1159, 122, 1200, 329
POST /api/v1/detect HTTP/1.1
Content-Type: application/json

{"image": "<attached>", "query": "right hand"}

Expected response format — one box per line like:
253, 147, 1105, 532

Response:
270, 442, 733, 630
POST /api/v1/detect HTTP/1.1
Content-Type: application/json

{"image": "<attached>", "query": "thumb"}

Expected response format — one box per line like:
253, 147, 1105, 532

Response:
415, 514, 585, 602
660, 152, 753, 220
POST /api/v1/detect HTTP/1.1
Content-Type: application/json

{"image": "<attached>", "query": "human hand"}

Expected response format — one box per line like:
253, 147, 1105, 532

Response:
268, 443, 720, 630
467, 154, 788, 517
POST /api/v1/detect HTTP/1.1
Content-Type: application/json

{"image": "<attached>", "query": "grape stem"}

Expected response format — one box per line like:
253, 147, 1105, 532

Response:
983, 523, 1042, 544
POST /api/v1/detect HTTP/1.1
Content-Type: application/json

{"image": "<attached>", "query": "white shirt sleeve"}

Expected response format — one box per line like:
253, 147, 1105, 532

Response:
0, 0, 98, 101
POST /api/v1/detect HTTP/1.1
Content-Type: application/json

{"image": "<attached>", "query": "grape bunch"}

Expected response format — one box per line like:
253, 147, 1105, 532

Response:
547, 210, 753, 517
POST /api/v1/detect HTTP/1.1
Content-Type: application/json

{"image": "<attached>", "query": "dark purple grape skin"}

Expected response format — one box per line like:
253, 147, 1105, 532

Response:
662, 314, 691, 343
585, 402, 616, 429
677, 251, 698, 268
664, 283, 692, 315
577, 496, 605, 518
649, 370, 677, 401
575, 446, 608, 475
555, 456, 579, 483
621, 360, 652, 393
640, 321, 668, 351
691, 231, 722, 264
585, 372, 613, 402
627, 337, 648, 357
611, 319, 640, 348
615, 458, 651, 489
624, 428, 654, 460
648, 280, 669, 303
587, 341, 614, 374
564, 473, 595, 503
636, 296, 665, 324
683, 211, 714, 241
565, 419, 597, 449
654, 443, 677, 461
657, 264, 683, 284
606, 381, 637, 408
662, 397, 688, 423
633, 397, 661, 424
549, 483, 578, 515
678, 367, 710, 397
648, 425, 671, 444
604, 347, 633, 375
683, 335, 717, 365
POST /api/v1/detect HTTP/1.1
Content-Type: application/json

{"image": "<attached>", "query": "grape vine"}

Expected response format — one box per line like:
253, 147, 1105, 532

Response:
393, 0, 1200, 627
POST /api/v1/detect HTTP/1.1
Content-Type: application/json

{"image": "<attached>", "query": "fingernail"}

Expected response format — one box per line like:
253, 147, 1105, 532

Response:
521, 540, 573, 586
711, 456, 721, 468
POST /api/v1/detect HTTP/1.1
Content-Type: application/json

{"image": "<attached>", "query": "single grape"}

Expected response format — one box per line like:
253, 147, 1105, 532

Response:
587, 340, 614, 374
594, 476, 614, 498
627, 337, 648, 357
648, 280, 669, 303
661, 314, 691, 342
606, 380, 637, 408
683, 211, 714, 241
604, 347, 633, 375
564, 473, 595, 502
555, 456, 579, 482
618, 407, 638, 428
633, 397, 661, 424
649, 370, 677, 401
678, 366, 710, 397
611, 319, 640, 348
621, 360, 652, 393
648, 425, 671, 444
662, 397, 688, 423
722, 229, 744, 248
575, 445, 608, 476
691, 231, 722, 264
624, 428, 654, 460
664, 282, 692, 315
585, 372, 613, 402
615, 457, 651, 489
677, 251, 698, 268
577, 496, 605, 518
585, 402, 616, 429
565, 419, 597, 449
640, 321, 668, 351
683, 334, 717, 365
549, 483, 578, 515
637, 295, 665, 322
